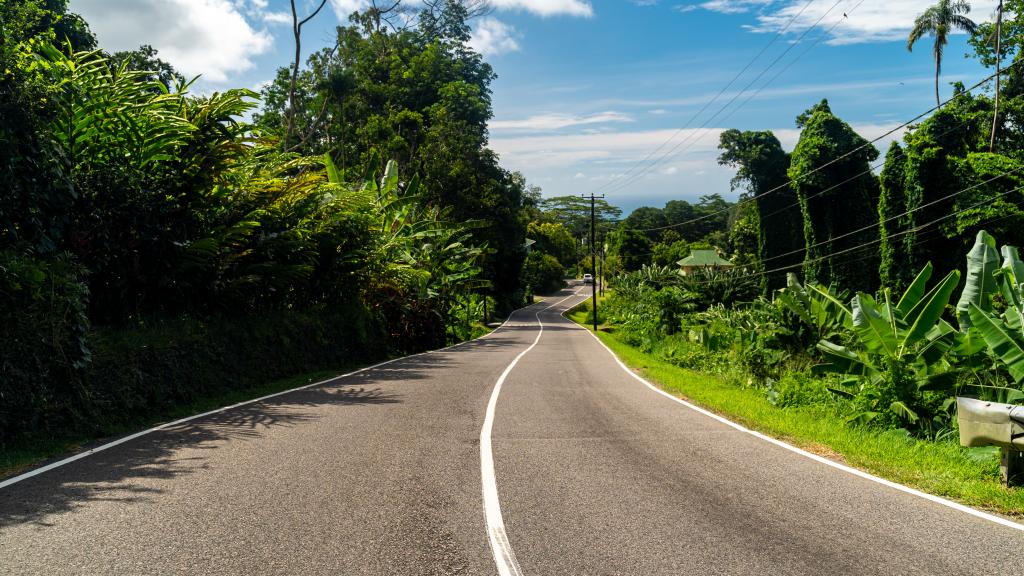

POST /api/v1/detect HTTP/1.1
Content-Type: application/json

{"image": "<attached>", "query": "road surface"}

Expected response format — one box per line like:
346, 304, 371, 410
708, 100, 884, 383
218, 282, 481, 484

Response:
2, 286, 1022, 575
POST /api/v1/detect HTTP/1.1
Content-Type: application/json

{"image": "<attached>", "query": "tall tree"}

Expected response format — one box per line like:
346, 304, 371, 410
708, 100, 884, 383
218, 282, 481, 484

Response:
257, 2, 529, 311
718, 129, 801, 290
788, 100, 880, 291
908, 0, 979, 106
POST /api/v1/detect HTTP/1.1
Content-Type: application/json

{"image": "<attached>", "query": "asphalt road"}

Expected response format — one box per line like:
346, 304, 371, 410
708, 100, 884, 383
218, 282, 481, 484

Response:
2, 286, 1022, 575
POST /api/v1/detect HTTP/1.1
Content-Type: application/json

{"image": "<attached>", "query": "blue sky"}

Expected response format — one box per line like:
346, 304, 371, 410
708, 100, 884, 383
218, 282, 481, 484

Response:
71, 0, 1000, 213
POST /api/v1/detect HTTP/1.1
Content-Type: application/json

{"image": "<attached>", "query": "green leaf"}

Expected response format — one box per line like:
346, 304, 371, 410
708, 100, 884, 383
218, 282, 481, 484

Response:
380, 160, 399, 194
901, 269, 960, 350
957, 230, 999, 329
815, 340, 877, 377
323, 152, 341, 184
826, 386, 857, 399
967, 302, 1024, 383
950, 327, 986, 356
1002, 245, 1024, 289
889, 401, 920, 423
777, 290, 813, 326
852, 293, 898, 357
895, 262, 933, 316
806, 283, 853, 328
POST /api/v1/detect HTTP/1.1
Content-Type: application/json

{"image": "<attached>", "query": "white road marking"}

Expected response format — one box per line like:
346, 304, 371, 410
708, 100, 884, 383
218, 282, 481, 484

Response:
479, 290, 586, 576
574, 312, 1024, 533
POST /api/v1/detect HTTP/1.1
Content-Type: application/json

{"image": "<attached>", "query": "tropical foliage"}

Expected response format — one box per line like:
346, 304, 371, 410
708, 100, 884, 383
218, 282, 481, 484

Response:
602, 231, 1024, 439
0, 1, 527, 442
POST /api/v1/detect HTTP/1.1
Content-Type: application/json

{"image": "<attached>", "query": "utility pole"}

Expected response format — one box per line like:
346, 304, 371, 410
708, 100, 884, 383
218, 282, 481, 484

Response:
991, 0, 1004, 152
582, 193, 604, 332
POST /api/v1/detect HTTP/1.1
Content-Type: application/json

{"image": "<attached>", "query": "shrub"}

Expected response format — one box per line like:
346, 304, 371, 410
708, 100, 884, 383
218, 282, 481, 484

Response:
767, 373, 833, 409
0, 251, 90, 438
522, 252, 565, 294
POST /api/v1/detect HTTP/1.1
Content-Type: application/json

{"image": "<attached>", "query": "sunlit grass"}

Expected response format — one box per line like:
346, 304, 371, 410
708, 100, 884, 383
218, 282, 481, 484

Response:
569, 304, 1024, 518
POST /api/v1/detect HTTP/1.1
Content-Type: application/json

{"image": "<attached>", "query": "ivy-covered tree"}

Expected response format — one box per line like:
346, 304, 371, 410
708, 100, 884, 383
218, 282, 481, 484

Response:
878, 142, 914, 292
788, 100, 880, 291
718, 128, 801, 291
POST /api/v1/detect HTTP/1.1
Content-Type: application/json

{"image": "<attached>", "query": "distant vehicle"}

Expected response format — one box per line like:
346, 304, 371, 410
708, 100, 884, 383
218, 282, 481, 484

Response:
582, 274, 594, 285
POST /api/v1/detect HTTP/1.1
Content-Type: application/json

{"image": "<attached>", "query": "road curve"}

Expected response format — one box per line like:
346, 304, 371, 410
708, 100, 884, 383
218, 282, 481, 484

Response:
2, 286, 1022, 575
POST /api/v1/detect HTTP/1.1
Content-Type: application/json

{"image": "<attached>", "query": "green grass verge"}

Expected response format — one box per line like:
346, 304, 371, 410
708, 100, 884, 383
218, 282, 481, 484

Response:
0, 323, 497, 482
568, 306, 1024, 519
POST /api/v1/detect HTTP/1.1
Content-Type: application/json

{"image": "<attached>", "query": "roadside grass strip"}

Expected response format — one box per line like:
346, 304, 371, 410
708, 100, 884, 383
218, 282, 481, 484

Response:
567, 307, 1024, 522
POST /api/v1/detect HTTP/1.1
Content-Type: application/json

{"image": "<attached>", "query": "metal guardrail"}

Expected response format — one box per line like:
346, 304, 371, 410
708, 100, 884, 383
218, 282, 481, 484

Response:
956, 397, 1024, 486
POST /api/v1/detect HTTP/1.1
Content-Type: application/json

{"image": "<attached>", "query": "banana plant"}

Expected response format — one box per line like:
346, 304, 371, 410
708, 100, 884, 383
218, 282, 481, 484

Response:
956, 230, 1000, 330
966, 235, 1024, 384
815, 262, 962, 428
775, 273, 853, 343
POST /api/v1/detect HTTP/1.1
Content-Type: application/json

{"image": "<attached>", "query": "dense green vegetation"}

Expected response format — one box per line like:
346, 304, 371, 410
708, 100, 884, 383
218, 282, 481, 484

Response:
0, 1, 529, 450
569, 304, 1024, 516
589, 1, 1024, 494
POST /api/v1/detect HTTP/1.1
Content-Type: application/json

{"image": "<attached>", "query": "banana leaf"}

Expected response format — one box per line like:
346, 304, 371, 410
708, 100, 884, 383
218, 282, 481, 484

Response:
957, 230, 999, 329
950, 327, 987, 357
895, 262, 933, 316
815, 340, 877, 377
806, 283, 853, 328
323, 152, 341, 184
852, 293, 898, 356
902, 269, 960, 348
1002, 245, 1024, 289
967, 302, 1024, 383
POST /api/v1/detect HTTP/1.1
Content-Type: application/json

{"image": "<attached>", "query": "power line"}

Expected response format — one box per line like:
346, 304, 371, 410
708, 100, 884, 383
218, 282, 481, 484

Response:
601, 0, 862, 197
590, 0, 834, 194
753, 161, 1024, 269
697, 181, 1024, 285
627, 58, 1023, 235
753, 105, 996, 224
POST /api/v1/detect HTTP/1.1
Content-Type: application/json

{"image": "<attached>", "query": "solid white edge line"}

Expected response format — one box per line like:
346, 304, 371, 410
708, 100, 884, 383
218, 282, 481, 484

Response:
480, 289, 587, 576
568, 306, 1024, 533
0, 294, 560, 491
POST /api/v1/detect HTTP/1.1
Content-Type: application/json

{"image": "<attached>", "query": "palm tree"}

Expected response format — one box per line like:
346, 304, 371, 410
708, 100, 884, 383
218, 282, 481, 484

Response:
908, 0, 979, 106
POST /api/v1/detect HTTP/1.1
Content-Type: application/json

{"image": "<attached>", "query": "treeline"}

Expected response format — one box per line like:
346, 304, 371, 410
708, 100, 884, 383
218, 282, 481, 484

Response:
0, 1, 529, 442
594, 1, 1024, 442
607, 3, 1024, 295
606, 195, 741, 274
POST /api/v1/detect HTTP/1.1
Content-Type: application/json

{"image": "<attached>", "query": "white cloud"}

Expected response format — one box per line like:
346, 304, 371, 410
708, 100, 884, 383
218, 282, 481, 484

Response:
72, 0, 273, 83
698, 0, 773, 15
329, 0, 368, 18
592, 76, 939, 109
487, 0, 593, 17
492, 121, 901, 174
491, 111, 633, 131
330, 0, 593, 19
752, 0, 998, 45
262, 11, 293, 24
469, 17, 521, 56
491, 127, 724, 169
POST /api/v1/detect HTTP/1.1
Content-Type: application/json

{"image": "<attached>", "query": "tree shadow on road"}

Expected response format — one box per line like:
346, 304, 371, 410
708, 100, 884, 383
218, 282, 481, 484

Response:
0, 331, 544, 529
0, 374, 412, 529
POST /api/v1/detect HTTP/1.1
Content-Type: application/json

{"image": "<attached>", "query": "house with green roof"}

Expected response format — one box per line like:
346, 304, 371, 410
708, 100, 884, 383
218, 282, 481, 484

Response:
677, 249, 734, 276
